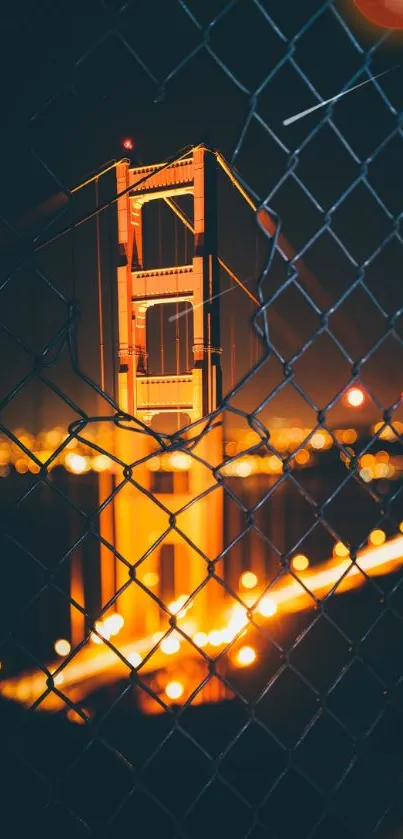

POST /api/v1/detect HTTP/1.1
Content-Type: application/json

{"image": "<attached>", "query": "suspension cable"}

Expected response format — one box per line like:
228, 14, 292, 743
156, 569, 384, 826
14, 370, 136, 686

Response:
163, 196, 259, 306
230, 270, 235, 391
95, 177, 105, 394
32, 146, 261, 311
71, 159, 127, 196
158, 204, 164, 376
184, 219, 190, 372
214, 151, 256, 212
33, 144, 199, 254
175, 214, 180, 430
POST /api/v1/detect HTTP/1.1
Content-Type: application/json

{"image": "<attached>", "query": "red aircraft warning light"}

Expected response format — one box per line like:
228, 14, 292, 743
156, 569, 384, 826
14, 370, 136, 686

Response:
123, 138, 134, 151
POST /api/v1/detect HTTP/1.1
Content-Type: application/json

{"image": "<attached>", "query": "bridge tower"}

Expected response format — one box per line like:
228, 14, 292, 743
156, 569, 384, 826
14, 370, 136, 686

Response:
100, 146, 224, 644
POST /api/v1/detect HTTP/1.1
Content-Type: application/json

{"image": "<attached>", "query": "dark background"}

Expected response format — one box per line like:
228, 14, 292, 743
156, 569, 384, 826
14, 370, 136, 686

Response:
1, 2, 403, 837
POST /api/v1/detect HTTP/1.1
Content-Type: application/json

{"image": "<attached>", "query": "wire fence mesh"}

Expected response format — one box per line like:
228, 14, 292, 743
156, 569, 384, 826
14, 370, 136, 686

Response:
1, 1, 403, 837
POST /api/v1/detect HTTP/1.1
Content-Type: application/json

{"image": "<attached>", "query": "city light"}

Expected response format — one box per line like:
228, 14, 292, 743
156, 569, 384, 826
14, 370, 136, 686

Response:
240, 571, 258, 589
169, 452, 192, 470
234, 460, 252, 477
346, 387, 365, 408
54, 639, 71, 657
311, 431, 328, 450
123, 138, 134, 150
165, 681, 184, 700
3, 422, 401, 481
236, 646, 256, 666
295, 449, 310, 465
341, 428, 358, 444
91, 454, 111, 472
161, 635, 181, 655
65, 453, 89, 474
291, 554, 309, 571
103, 614, 124, 636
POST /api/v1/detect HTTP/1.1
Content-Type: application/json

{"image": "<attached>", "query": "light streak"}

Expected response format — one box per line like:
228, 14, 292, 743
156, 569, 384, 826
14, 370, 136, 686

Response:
261, 536, 403, 614
283, 67, 397, 126
2, 537, 403, 710
168, 274, 256, 323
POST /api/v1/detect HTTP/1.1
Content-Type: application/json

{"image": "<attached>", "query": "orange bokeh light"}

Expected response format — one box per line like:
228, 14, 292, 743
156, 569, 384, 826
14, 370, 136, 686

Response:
354, 0, 403, 29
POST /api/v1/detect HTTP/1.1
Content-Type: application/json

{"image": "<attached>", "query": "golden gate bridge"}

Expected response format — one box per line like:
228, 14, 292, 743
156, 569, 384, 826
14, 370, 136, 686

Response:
1, 145, 403, 717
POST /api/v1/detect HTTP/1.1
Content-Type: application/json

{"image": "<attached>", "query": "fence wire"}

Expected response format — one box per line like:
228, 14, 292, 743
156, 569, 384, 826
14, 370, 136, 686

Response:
1, 1, 403, 837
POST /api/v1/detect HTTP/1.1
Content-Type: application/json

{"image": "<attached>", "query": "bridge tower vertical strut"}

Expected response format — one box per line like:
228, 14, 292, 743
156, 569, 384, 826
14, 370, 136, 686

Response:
99, 146, 224, 642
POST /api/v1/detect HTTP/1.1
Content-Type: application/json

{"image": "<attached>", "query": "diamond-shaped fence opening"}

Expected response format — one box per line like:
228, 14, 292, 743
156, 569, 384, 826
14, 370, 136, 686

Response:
1, 1, 403, 837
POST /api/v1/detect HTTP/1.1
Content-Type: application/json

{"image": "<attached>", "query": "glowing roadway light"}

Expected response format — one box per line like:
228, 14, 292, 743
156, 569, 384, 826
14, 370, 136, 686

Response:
5, 539, 403, 708
54, 639, 71, 657
369, 529, 386, 547
346, 387, 365, 408
291, 554, 309, 571
236, 646, 256, 666
0, 622, 197, 708
334, 542, 350, 558
240, 571, 258, 589
265, 537, 403, 614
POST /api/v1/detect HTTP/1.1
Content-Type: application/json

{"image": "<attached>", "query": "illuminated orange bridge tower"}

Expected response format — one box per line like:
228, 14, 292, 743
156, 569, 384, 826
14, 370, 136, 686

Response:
99, 145, 224, 648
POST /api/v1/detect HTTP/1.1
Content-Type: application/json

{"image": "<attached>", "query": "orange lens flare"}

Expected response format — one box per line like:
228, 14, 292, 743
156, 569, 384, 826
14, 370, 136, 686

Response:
354, 0, 403, 29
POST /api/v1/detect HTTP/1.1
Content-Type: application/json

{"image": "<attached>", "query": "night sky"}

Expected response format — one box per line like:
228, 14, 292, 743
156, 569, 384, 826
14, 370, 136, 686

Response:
1, 0, 403, 434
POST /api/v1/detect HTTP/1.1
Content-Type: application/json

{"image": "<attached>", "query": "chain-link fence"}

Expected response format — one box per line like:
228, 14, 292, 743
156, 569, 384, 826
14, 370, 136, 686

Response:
1, 1, 403, 837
